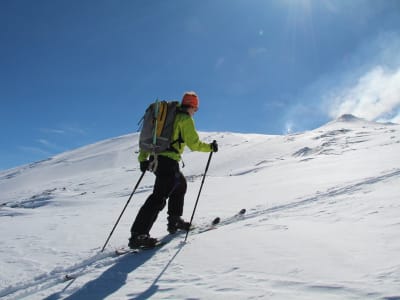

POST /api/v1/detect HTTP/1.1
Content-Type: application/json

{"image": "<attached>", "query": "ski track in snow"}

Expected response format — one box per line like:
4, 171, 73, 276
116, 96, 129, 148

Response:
243, 168, 400, 221
0, 212, 245, 299
1, 168, 399, 299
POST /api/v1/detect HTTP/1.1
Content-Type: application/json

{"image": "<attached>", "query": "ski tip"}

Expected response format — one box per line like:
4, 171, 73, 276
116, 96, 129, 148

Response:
212, 217, 221, 225
64, 274, 76, 281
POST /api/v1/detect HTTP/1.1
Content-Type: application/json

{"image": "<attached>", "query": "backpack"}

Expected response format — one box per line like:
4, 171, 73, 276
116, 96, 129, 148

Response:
139, 100, 181, 154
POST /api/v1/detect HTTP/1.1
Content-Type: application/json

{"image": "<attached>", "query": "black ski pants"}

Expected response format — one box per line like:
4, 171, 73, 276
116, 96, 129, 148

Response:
130, 155, 187, 236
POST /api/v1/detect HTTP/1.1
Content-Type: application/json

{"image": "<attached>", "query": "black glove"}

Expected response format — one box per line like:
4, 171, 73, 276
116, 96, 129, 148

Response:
210, 140, 218, 152
140, 160, 150, 172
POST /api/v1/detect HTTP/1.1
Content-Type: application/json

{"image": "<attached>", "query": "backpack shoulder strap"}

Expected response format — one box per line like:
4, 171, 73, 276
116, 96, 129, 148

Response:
167, 104, 187, 153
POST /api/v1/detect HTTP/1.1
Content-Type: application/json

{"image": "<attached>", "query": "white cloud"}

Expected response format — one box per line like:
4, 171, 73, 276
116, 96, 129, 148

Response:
40, 124, 86, 136
320, 31, 400, 124
62, 124, 86, 135
37, 139, 62, 151
40, 128, 66, 134
328, 66, 400, 122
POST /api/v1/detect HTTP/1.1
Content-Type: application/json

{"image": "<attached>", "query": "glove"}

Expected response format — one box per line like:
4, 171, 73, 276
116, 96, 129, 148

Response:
140, 160, 150, 172
210, 140, 218, 152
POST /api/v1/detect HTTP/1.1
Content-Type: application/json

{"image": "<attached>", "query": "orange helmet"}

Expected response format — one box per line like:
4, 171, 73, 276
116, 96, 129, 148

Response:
182, 91, 199, 109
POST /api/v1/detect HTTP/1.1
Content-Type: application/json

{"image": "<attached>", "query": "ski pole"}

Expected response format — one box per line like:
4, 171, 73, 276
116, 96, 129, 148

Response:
184, 150, 214, 242
101, 171, 146, 252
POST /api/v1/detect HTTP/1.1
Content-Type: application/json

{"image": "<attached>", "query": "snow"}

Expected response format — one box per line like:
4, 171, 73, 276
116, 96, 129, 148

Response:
0, 115, 399, 299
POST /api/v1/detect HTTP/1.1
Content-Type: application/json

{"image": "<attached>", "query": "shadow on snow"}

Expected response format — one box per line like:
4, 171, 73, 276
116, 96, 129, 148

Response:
44, 236, 185, 300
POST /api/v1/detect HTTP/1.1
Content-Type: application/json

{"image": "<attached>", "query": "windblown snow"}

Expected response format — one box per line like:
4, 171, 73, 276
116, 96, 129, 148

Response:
0, 115, 399, 299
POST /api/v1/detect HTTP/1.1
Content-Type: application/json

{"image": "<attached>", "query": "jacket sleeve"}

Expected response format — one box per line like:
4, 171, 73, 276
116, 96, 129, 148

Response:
180, 117, 212, 152
138, 150, 149, 162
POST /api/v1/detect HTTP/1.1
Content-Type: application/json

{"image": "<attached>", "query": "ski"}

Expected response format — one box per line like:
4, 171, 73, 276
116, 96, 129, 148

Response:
220, 208, 246, 225
63, 210, 246, 281
63, 243, 164, 281
114, 248, 140, 256
115, 240, 167, 256
64, 274, 75, 281
195, 208, 246, 234
218, 208, 246, 225
112, 210, 245, 258
212, 217, 221, 225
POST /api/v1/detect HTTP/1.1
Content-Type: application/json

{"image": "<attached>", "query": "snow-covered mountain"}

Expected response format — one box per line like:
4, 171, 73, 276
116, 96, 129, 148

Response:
0, 115, 399, 299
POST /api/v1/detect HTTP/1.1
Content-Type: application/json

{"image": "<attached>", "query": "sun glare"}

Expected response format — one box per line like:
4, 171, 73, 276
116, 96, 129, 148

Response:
283, 0, 313, 13
282, 0, 317, 58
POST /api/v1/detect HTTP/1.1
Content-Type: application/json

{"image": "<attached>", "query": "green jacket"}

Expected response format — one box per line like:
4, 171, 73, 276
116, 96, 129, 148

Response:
138, 111, 212, 162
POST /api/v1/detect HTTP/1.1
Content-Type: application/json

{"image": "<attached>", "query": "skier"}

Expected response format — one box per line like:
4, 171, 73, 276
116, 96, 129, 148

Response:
129, 91, 218, 248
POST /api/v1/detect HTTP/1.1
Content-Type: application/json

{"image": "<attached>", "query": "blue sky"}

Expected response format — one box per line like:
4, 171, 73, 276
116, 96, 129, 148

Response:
1, 0, 400, 170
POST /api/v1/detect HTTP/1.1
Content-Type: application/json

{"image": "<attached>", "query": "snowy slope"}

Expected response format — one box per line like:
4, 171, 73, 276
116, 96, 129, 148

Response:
0, 115, 399, 299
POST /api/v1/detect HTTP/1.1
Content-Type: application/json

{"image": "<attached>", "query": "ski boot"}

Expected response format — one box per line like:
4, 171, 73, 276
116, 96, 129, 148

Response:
128, 233, 158, 249
167, 216, 191, 234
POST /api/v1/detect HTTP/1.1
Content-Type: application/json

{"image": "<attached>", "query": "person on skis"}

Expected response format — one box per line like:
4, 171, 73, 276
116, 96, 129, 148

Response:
129, 91, 218, 248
